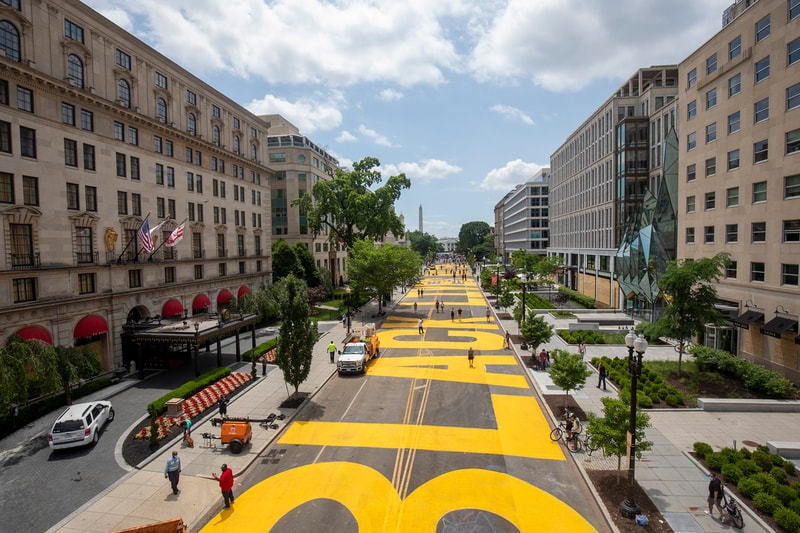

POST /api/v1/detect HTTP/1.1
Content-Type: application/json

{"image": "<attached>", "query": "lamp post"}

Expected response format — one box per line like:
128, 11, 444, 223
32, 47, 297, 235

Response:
345, 287, 352, 334
619, 329, 648, 518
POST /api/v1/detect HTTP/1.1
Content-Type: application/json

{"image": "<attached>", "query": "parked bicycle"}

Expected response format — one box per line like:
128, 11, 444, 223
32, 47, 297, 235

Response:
549, 413, 600, 455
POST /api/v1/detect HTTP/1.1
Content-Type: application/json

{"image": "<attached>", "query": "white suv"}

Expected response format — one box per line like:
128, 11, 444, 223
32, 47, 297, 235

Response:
48, 400, 114, 450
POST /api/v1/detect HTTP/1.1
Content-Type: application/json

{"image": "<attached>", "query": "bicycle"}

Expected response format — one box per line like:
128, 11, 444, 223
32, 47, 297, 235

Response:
549, 420, 583, 453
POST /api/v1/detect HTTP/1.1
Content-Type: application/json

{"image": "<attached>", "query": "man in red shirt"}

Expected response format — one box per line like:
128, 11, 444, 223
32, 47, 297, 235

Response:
212, 463, 234, 508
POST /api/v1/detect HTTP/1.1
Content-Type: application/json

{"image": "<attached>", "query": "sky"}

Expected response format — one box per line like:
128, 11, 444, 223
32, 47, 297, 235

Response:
83, 0, 733, 238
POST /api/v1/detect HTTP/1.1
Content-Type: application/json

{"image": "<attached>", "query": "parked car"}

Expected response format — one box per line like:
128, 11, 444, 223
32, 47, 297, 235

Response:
48, 400, 114, 450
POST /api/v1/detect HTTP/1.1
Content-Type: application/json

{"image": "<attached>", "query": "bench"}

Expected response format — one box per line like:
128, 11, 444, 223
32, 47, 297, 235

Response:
568, 323, 599, 331
577, 317, 635, 326
766, 442, 800, 459
697, 398, 800, 412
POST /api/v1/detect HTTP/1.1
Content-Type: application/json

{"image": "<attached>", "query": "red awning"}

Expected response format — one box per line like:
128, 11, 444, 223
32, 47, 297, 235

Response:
74, 315, 108, 339
14, 325, 53, 345
237, 286, 251, 298
162, 299, 184, 318
192, 293, 211, 311
217, 289, 232, 305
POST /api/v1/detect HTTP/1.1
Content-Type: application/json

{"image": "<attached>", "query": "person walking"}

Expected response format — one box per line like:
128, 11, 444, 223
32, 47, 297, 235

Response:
485, 306, 491, 322
706, 472, 724, 517
504, 330, 511, 349
182, 419, 193, 447
578, 341, 586, 358
328, 340, 337, 364
597, 362, 607, 390
457, 307, 463, 321
539, 349, 548, 371
435, 299, 440, 313
418, 318, 424, 335
468, 346, 475, 368
212, 463, 235, 509
450, 308, 455, 322
164, 450, 181, 495
217, 396, 229, 418
413, 301, 418, 313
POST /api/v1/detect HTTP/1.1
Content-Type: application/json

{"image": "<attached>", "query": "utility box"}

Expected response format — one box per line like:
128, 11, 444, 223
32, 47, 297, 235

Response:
166, 398, 183, 417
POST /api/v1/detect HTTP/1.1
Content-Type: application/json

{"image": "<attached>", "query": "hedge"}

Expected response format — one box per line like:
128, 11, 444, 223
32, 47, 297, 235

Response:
146, 367, 231, 415
691, 345, 796, 398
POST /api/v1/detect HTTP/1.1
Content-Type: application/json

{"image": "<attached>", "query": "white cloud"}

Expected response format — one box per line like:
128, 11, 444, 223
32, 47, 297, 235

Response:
479, 159, 543, 191
245, 92, 344, 133
336, 130, 357, 143
490, 104, 534, 125
381, 159, 462, 180
358, 124, 394, 147
379, 89, 404, 102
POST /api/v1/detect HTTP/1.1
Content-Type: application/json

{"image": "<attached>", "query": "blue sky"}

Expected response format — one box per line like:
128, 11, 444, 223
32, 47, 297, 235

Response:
84, 0, 732, 238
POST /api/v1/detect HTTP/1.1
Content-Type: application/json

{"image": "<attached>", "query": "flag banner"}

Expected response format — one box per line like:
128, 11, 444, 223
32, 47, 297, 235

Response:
149, 219, 167, 236
166, 223, 185, 247
138, 218, 154, 253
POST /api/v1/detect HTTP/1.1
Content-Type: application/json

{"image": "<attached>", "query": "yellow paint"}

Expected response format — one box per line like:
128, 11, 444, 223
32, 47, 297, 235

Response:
199, 463, 596, 533
367, 355, 528, 388
378, 328, 504, 350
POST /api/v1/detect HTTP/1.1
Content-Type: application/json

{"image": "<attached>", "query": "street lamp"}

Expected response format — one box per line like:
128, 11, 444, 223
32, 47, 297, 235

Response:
619, 329, 648, 518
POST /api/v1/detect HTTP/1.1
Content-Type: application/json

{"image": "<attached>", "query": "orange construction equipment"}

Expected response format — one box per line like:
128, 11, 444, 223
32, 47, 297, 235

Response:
219, 418, 252, 454
112, 517, 186, 533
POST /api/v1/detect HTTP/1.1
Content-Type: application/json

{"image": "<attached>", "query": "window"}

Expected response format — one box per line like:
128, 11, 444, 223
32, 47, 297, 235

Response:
705, 157, 716, 177
784, 219, 800, 242
727, 111, 740, 134
187, 172, 194, 191
754, 98, 769, 122
754, 139, 768, 163
167, 167, 175, 187
725, 260, 737, 279
233, 135, 240, 154
62, 102, 75, 125
782, 264, 799, 286
185, 147, 192, 163
686, 227, 695, 244
114, 121, 124, 141
706, 53, 717, 75
704, 226, 715, 244
792, 0, 800, 20
786, 174, 800, 199
128, 269, 141, 288
196, 175, 203, 194
81, 109, 93, 131
706, 88, 717, 109
727, 186, 739, 207
729, 35, 741, 60
753, 181, 767, 203
0, 120, 9, 153
64, 19, 84, 43
687, 164, 696, 182
115, 152, 126, 177
13, 278, 36, 303
218, 263, 227, 277
728, 73, 741, 97
85, 186, 97, 211
197, 203, 204, 222
790, 84, 800, 112
687, 100, 696, 119
188, 202, 195, 222
156, 164, 164, 185
251, 127, 257, 138
755, 14, 770, 42
212, 105, 220, 118
194, 151, 201, 166
128, 126, 138, 146
66, 54, 83, 88
213, 125, 220, 146
705, 191, 716, 210
17, 86, 33, 112
726, 224, 738, 243
130, 156, 140, 180
687, 132, 697, 150
116, 49, 131, 69
687, 68, 697, 88
156, 97, 167, 123
22, 176, 38, 206
0, 79, 6, 105
194, 265, 203, 280
165, 266, 175, 283
233, 117, 240, 129
78, 273, 95, 294
787, 129, 800, 155
165, 140, 173, 157
727, 149, 740, 170
251, 143, 257, 160
686, 196, 696, 213
750, 262, 765, 282
154, 136, 162, 153
706, 122, 717, 143
117, 191, 127, 214
131, 193, 141, 216
790, 38, 800, 66
752, 222, 766, 242
157, 197, 165, 218
64, 139, 78, 167
117, 79, 130, 108
66, 183, 79, 210
0, 20, 20, 62
755, 56, 770, 82
168, 199, 175, 218
187, 113, 196, 135
186, 90, 197, 105
20, 126, 36, 158
155, 71, 167, 89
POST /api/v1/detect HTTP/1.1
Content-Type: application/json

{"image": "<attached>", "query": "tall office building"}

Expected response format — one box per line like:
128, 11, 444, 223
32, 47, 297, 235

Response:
679, 0, 800, 381
495, 168, 550, 261
0, 0, 273, 369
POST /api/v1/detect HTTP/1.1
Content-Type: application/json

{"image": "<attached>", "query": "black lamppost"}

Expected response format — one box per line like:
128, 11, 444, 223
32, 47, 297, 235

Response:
619, 329, 648, 518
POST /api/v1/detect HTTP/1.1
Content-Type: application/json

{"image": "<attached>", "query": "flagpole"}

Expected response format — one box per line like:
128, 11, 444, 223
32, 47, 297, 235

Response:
148, 217, 186, 261
118, 212, 150, 264
133, 212, 151, 263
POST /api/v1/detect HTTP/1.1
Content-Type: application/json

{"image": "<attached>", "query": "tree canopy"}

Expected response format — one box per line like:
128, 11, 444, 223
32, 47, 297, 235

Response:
457, 221, 492, 257
347, 240, 421, 312
586, 395, 652, 479
407, 230, 442, 260
520, 314, 554, 353
291, 156, 410, 249
272, 239, 304, 282
548, 349, 592, 413
275, 275, 319, 395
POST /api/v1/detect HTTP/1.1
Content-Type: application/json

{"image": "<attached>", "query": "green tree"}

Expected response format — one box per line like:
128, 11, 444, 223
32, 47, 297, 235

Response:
457, 221, 491, 255
655, 253, 728, 377
548, 349, 592, 413
520, 315, 554, 354
275, 275, 319, 395
347, 240, 421, 313
407, 230, 442, 258
240, 282, 281, 323
292, 156, 410, 249
272, 239, 304, 282
294, 241, 322, 287
497, 285, 515, 311
586, 396, 652, 482
54, 345, 101, 405
532, 255, 562, 301
0, 338, 58, 414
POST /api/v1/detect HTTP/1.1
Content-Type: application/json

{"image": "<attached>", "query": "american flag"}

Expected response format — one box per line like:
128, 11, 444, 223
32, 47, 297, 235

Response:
138, 218, 154, 253
165, 222, 185, 247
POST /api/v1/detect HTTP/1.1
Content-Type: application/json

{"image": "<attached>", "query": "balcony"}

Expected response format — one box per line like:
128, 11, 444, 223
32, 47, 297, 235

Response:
10, 253, 40, 269
76, 251, 98, 265
217, 248, 227, 258
162, 248, 176, 261
254, 248, 262, 257
238, 248, 247, 257
192, 249, 205, 259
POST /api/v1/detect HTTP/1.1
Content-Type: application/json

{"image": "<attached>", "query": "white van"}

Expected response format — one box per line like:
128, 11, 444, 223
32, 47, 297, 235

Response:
48, 400, 114, 450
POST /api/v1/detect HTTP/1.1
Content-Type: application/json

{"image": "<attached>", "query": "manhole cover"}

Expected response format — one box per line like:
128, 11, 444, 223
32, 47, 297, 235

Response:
742, 440, 760, 447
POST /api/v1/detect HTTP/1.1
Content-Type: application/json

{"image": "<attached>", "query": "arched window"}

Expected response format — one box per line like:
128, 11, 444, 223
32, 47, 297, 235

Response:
117, 79, 130, 108
67, 54, 84, 88
298, 154, 306, 163
0, 20, 20, 62
213, 125, 220, 146
156, 97, 167, 123
233, 135, 240, 154
187, 113, 196, 135
251, 143, 257, 160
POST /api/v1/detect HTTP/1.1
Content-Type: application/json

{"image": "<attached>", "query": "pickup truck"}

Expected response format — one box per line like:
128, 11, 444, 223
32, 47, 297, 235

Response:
337, 326, 380, 374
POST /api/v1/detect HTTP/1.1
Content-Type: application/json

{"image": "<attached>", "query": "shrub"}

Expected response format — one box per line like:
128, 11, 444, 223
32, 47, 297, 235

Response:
774, 507, 800, 533
773, 454, 787, 468
772, 484, 796, 506
753, 492, 783, 516
753, 450, 774, 472
721, 463, 743, 485
786, 462, 798, 477
739, 447, 752, 460
720, 447, 739, 464
751, 473, 780, 494
638, 394, 653, 408
649, 392, 661, 404
693, 442, 713, 459
657, 388, 668, 400
665, 394, 681, 407
147, 367, 231, 415
771, 466, 789, 485
706, 452, 725, 472
736, 459, 761, 477
790, 499, 800, 517
738, 477, 764, 499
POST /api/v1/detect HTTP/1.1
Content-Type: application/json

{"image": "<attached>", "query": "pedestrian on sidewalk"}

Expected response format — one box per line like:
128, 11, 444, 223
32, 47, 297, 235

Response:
435, 299, 440, 313
164, 450, 181, 495
418, 318, 424, 335
485, 307, 491, 322
413, 301, 418, 313
217, 396, 229, 418
328, 340, 337, 363
457, 307, 463, 321
450, 308, 455, 321
182, 419, 193, 448
468, 346, 475, 368
539, 349, 548, 371
597, 362, 607, 390
706, 472, 724, 517
212, 464, 235, 509
578, 341, 586, 357
504, 330, 511, 349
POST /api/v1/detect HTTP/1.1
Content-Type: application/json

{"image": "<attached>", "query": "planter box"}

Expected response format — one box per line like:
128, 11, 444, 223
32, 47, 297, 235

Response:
166, 398, 184, 417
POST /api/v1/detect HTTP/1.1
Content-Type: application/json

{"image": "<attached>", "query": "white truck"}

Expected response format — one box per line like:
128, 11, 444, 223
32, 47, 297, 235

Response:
337, 324, 380, 374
